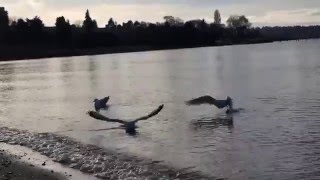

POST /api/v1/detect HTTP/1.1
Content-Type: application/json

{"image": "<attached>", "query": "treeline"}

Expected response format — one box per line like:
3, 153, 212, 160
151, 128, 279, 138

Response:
0, 7, 320, 50
0, 8, 261, 49
259, 26, 320, 40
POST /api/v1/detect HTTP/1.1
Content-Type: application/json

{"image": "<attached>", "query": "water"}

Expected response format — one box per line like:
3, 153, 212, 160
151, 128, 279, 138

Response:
1, 39, 320, 179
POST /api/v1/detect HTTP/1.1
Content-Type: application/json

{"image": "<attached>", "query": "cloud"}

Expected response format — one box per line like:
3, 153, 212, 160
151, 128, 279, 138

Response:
288, 9, 309, 15
311, 11, 320, 16
250, 8, 320, 26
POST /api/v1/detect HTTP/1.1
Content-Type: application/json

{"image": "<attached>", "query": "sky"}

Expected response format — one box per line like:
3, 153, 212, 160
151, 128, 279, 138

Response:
1, 0, 320, 27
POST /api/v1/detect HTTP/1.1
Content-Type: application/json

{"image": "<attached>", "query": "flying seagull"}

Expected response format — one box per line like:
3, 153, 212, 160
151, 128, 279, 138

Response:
186, 96, 238, 113
93, 96, 110, 112
87, 104, 164, 134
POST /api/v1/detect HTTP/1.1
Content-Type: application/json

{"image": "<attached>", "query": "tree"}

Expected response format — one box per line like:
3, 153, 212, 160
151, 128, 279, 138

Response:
226, 15, 251, 29
55, 16, 72, 43
140, 21, 148, 28
0, 7, 9, 27
175, 17, 184, 26
16, 16, 44, 42
56, 16, 67, 27
92, 20, 98, 29
200, 19, 208, 28
163, 16, 184, 26
0, 7, 9, 39
214, 10, 221, 24
163, 16, 174, 23
123, 20, 133, 30
9, 16, 17, 26
27, 16, 44, 33
133, 21, 140, 27
106, 18, 115, 29
83, 9, 97, 32
15, 18, 28, 32
11, 18, 28, 42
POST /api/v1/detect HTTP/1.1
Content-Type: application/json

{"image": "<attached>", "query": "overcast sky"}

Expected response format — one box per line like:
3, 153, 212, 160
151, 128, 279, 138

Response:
1, 0, 320, 27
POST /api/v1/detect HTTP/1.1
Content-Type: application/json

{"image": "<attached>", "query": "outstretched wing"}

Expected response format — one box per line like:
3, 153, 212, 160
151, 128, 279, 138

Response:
134, 104, 164, 122
87, 111, 126, 124
186, 96, 216, 105
100, 96, 110, 105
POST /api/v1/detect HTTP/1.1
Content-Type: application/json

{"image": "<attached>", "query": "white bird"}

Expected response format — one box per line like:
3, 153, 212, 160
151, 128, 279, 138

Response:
87, 104, 164, 134
186, 96, 238, 113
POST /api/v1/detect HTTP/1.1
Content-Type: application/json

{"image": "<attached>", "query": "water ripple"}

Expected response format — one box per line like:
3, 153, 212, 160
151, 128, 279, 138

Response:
0, 127, 214, 180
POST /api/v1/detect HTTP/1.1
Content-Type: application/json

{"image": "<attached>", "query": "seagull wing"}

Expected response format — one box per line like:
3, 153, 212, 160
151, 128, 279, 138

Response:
185, 96, 216, 105
134, 104, 164, 122
100, 96, 110, 105
87, 111, 126, 124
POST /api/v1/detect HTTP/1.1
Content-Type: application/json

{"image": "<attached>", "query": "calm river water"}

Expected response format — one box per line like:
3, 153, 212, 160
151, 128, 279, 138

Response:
1, 40, 320, 179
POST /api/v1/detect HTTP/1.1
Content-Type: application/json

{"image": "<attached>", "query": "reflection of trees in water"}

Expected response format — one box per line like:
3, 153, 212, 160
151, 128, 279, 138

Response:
0, 63, 15, 93
0, 63, 16, 118
111, 59, 119, 70
58, 58, 74, 99
0, 63, 15, 76
88, 57, 97, 72
88, 57, 98, 92
215, 49, 225, 82
60, 58, 74, 73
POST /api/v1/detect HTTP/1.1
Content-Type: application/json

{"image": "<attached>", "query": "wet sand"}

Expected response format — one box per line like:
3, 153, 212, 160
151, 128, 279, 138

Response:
0, 150, 66, 180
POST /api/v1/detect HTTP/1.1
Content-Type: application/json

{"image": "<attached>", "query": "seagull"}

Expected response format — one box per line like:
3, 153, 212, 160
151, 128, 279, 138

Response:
93, 96, 110, 112
87, 104, 164, 134
186, 96, 238, 113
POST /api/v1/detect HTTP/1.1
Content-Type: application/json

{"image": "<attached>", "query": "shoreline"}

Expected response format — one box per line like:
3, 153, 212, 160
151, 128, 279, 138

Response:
0, 127, 215, 179
0, 149, 67, 180
0, 39, 275, 61
0, 143, 99, 180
